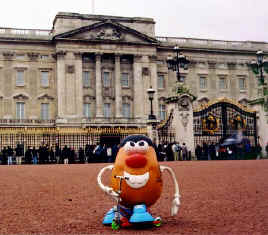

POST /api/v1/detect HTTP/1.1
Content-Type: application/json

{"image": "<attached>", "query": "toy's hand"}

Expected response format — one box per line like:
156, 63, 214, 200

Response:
171, 194, 180, 216
105, 186, 119, 198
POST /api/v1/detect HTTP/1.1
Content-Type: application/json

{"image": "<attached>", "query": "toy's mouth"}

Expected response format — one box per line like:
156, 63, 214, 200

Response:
123, 171, 149, 189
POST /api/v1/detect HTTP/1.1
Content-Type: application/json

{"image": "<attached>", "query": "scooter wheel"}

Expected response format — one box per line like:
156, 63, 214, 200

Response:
153, 217, 162, 227
111, 220, 120, 230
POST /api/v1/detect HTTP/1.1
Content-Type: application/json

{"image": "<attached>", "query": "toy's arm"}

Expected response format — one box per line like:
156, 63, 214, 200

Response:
160, 165, 181, 216
97, 164, 119, 199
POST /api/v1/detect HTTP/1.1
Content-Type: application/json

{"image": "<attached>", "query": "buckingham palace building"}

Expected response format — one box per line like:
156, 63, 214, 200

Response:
0, 12, 267, 151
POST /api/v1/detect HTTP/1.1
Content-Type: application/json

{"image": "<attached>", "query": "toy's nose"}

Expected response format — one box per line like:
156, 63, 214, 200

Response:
125, 154, 147, 168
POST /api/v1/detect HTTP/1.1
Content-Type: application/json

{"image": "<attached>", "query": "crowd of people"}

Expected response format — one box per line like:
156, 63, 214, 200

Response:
0, 143, 119, 165
0, 141, 267, 165
156, 142, 191, 161
195, 141, 265, 160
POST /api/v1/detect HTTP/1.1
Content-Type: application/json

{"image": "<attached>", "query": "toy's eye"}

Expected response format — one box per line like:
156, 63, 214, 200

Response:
136, 140, 149, 151
123, 141, 136, 152
138, 141, 145, 146
130, 141, 135, 147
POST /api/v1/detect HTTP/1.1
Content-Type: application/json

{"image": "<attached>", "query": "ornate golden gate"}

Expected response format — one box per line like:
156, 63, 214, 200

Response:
193, 98, 257, 147
156, 109, 175, 144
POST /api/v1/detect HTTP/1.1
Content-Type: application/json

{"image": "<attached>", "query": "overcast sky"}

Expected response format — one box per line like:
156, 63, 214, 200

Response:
0, 0, 267, 42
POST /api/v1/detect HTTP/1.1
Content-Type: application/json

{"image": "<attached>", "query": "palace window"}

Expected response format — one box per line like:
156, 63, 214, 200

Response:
16, 102, 25, 119
41, 103, 49, 120
40, 55, 49, 60
103, 72, 111, 87
157, 74, 165, 89
159, 104, 166, 121
41, 71, 49, 87
104, 103, 111, 118
199, 76, 207, 89
83, 71, 90, 87
16, 54, 24, 60
239, 77, 246, 90
219, 77, 227, 89
16, 70, 25, 86
179, 74, 186, 83
83, 103, 91, 118
122, 103, 130, 118
121, 73, 129, 87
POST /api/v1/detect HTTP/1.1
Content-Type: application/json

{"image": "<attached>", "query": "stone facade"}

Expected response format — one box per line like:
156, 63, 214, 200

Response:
0, 12, 267, 149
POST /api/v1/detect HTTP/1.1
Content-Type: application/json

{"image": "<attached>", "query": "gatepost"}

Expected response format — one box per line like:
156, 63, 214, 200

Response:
250, 85, 268, 158
165, 83, 196, 159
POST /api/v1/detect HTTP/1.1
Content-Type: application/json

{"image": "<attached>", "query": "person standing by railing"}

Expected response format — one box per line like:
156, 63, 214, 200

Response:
7, 146, 13, 165
15, 144, 24, 165
32, 147, 38, 164
55, 144, 61, 164
1, 147, 7, 165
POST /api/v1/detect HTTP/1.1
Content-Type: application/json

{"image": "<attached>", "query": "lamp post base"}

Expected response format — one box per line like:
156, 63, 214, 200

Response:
148, 114, 156, 120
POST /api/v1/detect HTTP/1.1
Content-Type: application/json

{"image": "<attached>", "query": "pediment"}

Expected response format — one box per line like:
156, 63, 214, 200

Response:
37, 94, 54, 100
53, 20, 158, 45
13, 93, 29, 100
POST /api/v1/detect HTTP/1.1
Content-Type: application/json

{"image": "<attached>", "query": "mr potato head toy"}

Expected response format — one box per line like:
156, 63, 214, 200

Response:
97, 135, 181, 230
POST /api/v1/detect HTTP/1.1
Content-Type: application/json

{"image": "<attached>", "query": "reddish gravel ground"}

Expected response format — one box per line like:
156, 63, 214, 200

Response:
0, 160, 268, 234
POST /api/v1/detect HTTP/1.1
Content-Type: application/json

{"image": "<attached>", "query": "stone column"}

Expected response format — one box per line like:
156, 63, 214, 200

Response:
115, 54, 122, 118
150, 56, 159, 120
133, 55, 143, 119
74, 52, 83, 118
56, 51, 66, 119
208, 60, 217, 98
95, 53, 103, 118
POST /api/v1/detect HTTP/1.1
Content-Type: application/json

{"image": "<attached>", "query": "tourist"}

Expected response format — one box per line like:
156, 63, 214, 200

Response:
78, 147, 85, 164
15, 144, 24, 165
181, 143, 188, 161
157, 144, 165, 161
62, 145, 69, 164
55, 144, 61, 164
69, 147, 76, 164
106, 145, 113, 163
1, 147, 7, 165
172, 142, 180, 161
49, 146, 55, 163
7, 146, 13, 165
202, 142, 209, 160
32, 147, 38, 164
24, 146, 33, 164
195, 144, 202, 160
112, 144, 119, 163
93, 143, 103, 163
208, 142, 216, 160
256, 144, 262, 160
165, 143, 174, 161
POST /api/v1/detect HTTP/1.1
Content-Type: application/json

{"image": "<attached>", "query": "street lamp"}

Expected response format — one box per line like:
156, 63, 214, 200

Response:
250, 50, 268, 86
166, 45, 190, 82
147, 86, 156, 120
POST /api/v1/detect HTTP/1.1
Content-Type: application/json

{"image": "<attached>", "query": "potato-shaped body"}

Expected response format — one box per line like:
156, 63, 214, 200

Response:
110, 135, 163, 208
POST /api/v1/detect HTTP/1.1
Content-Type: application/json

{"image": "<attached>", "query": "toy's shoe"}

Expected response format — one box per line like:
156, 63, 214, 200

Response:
120, 216, 132, 227
129, 204, 154, 223
103, 207, 115, 225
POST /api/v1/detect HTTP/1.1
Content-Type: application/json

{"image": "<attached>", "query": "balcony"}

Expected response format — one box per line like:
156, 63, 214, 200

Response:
0, 119, 56, 126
